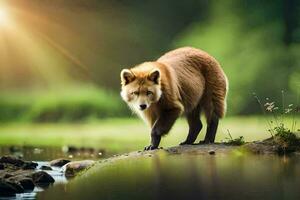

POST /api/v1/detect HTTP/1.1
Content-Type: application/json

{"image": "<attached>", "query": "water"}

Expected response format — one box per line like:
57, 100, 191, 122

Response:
2, 146, 300, 200
38, 153, 300, 200
0, 145, 108, 200
0, 145, 108, 161
0, 162, 66, 200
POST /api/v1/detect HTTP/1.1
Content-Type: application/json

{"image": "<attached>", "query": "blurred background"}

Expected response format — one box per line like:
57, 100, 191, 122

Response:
0, 0, 299, 157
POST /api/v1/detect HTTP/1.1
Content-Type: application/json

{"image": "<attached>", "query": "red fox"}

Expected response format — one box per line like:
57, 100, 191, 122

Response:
120, 47, 228, 150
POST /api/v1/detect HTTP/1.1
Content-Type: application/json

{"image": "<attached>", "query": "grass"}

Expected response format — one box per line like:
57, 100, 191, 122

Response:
224, 131, 245, 145
0, 116, 298, 153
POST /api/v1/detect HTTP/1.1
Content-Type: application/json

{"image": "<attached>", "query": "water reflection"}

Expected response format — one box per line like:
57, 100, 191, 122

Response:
0, 192, 36, 200
0, 145, 107, 161
37, 153, 300, 200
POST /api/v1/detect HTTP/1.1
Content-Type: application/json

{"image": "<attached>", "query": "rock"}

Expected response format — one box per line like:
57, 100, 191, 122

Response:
0, 156, 38, 170
0, 156, 24, 167
0, 179, 22, 196
0, 179, 24, 194
22, 161, 38, 170
3, 173, 13, 179
31, 171, 55, 185
3, 170, 54, 191
0, 180, 16, 196
50, 158, 71, 167
8, 181, 24, 193
0, 156, 57, 196
208, 150, 215, 155
16, 178, 35, 191
244, 141, 279, 154
6, 172, 34, 190
0, 163, 4, 170
64, 160, 95, 177
40, 165, 53, 170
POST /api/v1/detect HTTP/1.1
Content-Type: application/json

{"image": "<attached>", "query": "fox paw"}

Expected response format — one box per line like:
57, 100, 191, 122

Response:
179, 141, 194, 145
198, 140, 213, 144
144, 145, 158, 151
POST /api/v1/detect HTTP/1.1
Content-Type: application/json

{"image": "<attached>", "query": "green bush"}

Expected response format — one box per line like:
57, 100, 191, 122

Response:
0, 85, 129, 123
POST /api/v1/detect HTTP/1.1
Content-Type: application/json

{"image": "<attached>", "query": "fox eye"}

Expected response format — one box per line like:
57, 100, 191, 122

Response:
146, 91, 153, 96
132, 91, 139, 95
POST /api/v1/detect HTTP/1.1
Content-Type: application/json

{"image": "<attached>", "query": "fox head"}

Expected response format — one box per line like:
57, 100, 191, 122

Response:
120, 66, 162, 111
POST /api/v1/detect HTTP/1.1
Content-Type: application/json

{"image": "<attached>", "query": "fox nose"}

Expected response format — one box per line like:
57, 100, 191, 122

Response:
139, 104, 147, 110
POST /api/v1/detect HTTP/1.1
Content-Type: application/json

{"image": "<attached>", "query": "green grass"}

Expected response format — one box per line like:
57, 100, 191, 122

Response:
0, 116, 298, 152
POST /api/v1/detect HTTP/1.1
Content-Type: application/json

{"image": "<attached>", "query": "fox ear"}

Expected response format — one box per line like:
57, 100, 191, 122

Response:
148, 69, 160, 84
121, 69, 135, 85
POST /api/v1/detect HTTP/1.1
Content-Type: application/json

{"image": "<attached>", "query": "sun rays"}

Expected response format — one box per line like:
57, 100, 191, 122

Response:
0, 7, 8, 27
0, 1, 90, 88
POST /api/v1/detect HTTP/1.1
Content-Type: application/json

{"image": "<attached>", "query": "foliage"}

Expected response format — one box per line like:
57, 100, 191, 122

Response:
254, 91, 300, 152
224, 130, 245, 146
254, 91, 299, 135
272, 123, 300, 147
1, 0, 300, 120
0, 85, 128, 123
174, 0, 300, 115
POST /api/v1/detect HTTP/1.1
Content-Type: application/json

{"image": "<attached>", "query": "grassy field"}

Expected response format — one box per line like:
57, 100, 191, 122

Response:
1, 116, 298, 153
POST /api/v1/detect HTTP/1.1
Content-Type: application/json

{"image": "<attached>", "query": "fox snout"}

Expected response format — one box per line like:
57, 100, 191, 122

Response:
139, 104, 147, 110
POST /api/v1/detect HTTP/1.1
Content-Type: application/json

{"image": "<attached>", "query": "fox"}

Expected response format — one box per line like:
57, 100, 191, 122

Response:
120, 47, 228, 150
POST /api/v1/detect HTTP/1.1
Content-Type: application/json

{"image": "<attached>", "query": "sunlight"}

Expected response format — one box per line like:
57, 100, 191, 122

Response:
0, 7, 8, 27
0, 1, 91, 88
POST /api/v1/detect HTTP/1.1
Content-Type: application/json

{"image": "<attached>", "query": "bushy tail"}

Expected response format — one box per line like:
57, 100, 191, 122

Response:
203, 59, 228, 119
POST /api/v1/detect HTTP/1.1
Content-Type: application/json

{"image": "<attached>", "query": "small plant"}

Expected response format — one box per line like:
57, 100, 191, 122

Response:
273, 123, 299, 147
254, 91, 300, 153
224, 130, 245, 145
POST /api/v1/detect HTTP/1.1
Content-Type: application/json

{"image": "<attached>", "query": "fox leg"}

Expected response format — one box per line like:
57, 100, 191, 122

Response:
203, 112, 219, 143
144, 108, 181, 151
180, 105, 202, 145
